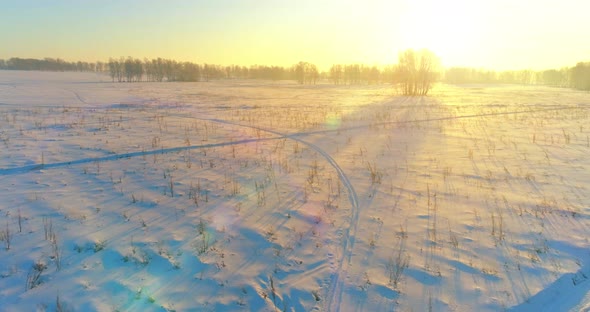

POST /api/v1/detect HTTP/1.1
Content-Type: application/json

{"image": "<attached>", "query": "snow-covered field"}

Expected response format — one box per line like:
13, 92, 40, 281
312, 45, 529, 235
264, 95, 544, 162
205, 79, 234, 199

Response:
1, 71, 589, 312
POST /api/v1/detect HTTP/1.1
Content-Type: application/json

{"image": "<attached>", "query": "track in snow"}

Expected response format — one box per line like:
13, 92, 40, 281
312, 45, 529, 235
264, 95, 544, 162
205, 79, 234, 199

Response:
202, 117, 360, 312
0, 137, 280, 175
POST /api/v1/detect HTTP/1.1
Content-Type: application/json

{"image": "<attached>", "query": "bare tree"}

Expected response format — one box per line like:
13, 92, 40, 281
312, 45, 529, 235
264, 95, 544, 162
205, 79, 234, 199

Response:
294, 62, 319, 84
330, 64, 343, 84
107, 58, 125, 82
108, 58, 117, 82
571, 62, 590, 90
396, 49, 440, 96
294, 61, 306, 84
133, 58, 143, 82
124, 57, 134, 82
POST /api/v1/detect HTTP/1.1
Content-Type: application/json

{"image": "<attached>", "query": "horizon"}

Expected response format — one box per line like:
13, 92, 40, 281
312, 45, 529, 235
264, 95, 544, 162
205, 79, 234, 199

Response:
1, 1, 589, 71
0, 54, 582, 73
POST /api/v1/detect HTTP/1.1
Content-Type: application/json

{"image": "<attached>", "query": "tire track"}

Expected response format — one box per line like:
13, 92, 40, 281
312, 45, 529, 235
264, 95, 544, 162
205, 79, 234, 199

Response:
290, 104, 586, 138
68, 89, 87, 104
161, 102, 585, 143
202, 117, 359, 312
0, 137, 281, 175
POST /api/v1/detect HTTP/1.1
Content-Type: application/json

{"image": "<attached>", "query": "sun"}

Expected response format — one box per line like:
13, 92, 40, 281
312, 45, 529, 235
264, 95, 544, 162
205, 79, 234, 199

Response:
395, 0, 488, 64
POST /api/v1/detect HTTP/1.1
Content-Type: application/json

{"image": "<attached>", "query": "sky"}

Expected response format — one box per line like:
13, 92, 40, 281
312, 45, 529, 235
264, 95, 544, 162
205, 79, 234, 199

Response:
1, 0, 589, 71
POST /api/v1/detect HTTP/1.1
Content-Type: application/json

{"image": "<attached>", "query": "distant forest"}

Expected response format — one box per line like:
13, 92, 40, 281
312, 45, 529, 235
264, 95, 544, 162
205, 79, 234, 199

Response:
1, 56, 589, 91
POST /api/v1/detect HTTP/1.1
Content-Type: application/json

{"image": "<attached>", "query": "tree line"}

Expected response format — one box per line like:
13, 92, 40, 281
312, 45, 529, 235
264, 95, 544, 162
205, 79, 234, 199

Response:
106, 58, 324, 84
1, 54, 589, 92
105, 57, 322, 83
105, 56, 437, 94
443, 63, 590, 90
0, 57, 106, 72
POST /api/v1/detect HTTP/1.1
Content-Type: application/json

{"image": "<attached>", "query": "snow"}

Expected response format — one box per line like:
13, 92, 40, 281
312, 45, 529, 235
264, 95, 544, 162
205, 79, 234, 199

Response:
0, 71, 589, 311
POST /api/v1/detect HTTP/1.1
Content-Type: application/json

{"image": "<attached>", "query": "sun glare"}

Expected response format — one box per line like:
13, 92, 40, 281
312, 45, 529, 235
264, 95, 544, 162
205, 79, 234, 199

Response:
395, 0, 486, 64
